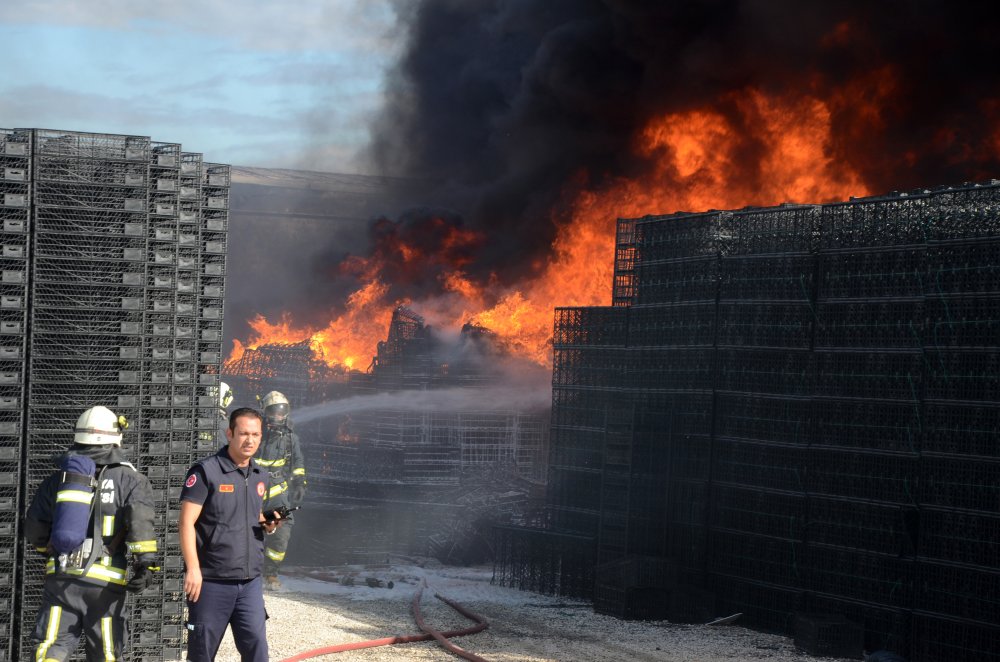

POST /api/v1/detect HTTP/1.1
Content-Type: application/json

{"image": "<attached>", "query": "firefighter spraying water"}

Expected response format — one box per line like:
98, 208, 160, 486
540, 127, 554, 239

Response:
255, 391, 307, 590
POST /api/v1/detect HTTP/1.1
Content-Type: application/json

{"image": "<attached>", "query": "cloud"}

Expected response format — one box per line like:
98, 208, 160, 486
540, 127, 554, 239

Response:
1, 0, 402, 54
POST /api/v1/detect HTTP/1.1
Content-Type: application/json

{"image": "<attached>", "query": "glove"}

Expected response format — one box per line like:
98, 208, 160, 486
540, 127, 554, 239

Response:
289, 479, 306, 507
126, 563, 159, 594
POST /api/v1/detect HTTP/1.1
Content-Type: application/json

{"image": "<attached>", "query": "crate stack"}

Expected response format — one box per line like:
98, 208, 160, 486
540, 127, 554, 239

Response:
804, 195, 927, 652
549, 305, 628, 537
913, 184, 1000, 659
627, 213, 718, 585
20, 131, 153, 657
0, 128, 32, 660
709, 204, 818, 632
123, 140, 186, 660
0, 128, 228, 661
196, 161, 229, 455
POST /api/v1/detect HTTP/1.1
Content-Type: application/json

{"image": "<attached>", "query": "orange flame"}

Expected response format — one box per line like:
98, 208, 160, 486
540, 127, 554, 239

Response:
230, 86, 873, 370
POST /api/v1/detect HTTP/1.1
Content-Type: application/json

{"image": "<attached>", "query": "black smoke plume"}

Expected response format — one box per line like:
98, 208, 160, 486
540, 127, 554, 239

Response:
366, 0, 1000, 286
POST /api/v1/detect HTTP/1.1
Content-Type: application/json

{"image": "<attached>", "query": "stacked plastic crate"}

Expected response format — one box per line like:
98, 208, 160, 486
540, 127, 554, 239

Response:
198, 163, 229, 445
120, 140, 184, 660
804, 194, 927, 652
914, 183, 1000, 658
0, 129, 229, 661
549, 305, 628, 538
19, 130, 152, 657
709, 205, 818, 632
627, 212, 718, 582
0, 128, 31, 660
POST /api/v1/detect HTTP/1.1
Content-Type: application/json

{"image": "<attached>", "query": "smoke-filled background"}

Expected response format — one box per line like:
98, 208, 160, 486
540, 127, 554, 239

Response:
226, 0, 1000, 370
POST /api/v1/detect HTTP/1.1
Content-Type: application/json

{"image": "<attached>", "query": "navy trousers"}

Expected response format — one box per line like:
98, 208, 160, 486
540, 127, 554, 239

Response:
186, 577, 268, 662
32, 578, 126, 661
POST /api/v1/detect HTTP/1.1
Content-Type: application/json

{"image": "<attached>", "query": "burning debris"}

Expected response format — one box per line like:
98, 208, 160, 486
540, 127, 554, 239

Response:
224, 306, 550, 566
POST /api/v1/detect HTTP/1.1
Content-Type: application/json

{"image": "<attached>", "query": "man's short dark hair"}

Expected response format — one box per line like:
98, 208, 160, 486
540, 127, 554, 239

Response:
229, 407, 263, 432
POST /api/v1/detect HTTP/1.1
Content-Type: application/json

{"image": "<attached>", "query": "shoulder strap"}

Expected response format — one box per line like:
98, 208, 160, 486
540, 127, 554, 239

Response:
81, 466, 108, 573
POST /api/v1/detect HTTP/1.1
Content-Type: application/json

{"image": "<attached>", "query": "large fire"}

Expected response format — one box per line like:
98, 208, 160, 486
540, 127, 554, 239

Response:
228, 86, 872, 370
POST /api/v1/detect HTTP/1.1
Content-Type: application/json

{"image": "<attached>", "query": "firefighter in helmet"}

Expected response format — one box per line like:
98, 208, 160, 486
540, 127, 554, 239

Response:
255, 391, 307, 589
23, 406, 159, 661
219, 382, 234, 418
218, 381, 234, 441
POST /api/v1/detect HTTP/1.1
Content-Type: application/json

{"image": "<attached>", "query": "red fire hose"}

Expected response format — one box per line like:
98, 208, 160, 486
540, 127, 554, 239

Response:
278, 579, 490, 662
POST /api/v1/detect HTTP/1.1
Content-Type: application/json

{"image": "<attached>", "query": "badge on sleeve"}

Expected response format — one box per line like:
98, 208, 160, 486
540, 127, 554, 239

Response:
185, 474, 197, 488
257, 482, 265, 497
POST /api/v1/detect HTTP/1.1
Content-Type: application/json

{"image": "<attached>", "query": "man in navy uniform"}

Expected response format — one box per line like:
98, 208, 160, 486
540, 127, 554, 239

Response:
179, 407, 282, 661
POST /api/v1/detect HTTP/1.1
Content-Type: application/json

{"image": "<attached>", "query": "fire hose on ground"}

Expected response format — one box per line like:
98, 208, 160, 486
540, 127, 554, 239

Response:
278, 578, 491, 662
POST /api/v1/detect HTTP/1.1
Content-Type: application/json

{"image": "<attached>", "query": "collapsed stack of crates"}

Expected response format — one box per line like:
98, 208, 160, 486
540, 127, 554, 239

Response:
0, 128, 228, 661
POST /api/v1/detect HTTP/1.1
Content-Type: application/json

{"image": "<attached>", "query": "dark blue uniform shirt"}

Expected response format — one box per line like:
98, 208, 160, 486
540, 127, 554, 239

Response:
179, 446, 269, 580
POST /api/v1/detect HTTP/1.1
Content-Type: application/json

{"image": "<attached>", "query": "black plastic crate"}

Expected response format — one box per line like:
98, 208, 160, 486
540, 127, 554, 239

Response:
554, 306, 628, 347
793, 612, 864, 658
719, 254, 815, 301
724, 205, 818, 255
29, 307, 145, 335
911, 611, 1000, 661
925, 295, 1000, 348
664, 522, 707, 572
634, 211, 722, 260
633, 256, 720, 304
626, 347, 714, 391
817, 248, 926, 298
807, 496, 917, 557
716, 348, 811, 395
919, 454, 1000, 511
715, 394, 811, 446
713, 439, 804, 492
805, 545, 913, 608
711, 484, 805, 540
814, 349, 922, 400
820, 196, 930, 250
925, 349, 1000, 402
709, 530, 804, 587
593, 555, 677, 590
627, 302, 716, 347
812, 396, 920, 453
717, 301, 813, 348
807, 447, 918, 504
918, 507, 1000, 567
710, 576, 802, 633
927, 239, 1000, 295
814, 299, 923, 349
915, 560, 1000, 623
923, 400, 1000, 458
667, 479, 708, 526
592, 584, 670, 620
929, 183, 1000, 240
667, 585, 717, 624
666, 434, 712, 480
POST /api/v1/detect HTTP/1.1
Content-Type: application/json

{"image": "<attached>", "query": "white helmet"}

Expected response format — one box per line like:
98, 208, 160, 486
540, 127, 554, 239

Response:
74, 406, 128, 446
261, 391, 290, 425
219, 381, 234, 411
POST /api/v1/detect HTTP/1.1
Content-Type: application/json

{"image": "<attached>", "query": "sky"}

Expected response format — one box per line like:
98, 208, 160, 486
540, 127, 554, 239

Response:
0, 0, 401, 172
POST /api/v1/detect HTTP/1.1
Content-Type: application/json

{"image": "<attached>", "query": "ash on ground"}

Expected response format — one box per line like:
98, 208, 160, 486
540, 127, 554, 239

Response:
194, 559, 854, 662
